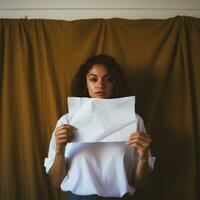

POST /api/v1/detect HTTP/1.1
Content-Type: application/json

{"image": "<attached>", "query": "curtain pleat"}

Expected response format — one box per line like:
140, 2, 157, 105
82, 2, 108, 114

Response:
0, 16, 199, 200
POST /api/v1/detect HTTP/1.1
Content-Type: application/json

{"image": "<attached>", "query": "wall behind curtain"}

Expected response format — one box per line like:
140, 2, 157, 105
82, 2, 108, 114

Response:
0, 16, 199, 200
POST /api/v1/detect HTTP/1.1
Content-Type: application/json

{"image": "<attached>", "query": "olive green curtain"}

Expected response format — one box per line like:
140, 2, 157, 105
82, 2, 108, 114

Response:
0, 16, 199, 200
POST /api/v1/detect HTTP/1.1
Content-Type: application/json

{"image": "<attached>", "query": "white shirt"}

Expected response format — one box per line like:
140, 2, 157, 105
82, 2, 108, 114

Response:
44, 113, 155, 197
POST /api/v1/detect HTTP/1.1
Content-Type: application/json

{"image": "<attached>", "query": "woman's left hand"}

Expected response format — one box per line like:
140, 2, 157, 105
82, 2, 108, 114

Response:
127, 132, 152, 160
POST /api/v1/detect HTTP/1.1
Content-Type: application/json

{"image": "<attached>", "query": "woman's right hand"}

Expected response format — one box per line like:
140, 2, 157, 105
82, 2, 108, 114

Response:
54, 124, 76, 154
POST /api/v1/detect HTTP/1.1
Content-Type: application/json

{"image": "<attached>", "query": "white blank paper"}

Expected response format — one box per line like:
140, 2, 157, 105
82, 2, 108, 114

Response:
68, 96, 136, 142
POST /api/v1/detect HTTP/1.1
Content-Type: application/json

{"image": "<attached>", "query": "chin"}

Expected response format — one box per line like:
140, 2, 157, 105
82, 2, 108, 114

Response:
93, 95, 107, 99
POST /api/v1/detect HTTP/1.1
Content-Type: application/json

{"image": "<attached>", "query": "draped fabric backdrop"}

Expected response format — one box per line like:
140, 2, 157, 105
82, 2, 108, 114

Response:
0, 16, 200, 200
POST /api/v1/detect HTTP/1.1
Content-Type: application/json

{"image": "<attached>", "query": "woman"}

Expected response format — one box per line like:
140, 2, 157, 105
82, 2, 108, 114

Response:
44, 54, 155, 200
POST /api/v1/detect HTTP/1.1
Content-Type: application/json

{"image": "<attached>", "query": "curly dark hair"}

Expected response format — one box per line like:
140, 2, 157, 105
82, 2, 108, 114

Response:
70, 54, 128, 98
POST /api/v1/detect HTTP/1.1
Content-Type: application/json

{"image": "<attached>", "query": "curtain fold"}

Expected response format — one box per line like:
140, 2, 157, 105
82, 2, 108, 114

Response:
0, 16, 199, 200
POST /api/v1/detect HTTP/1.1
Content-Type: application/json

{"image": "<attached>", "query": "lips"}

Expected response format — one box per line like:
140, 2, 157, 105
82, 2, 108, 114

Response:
95, 91, 105, 96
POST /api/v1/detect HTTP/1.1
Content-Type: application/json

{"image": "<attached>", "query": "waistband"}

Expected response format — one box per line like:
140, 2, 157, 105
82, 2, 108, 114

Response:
68, 192, 132, 200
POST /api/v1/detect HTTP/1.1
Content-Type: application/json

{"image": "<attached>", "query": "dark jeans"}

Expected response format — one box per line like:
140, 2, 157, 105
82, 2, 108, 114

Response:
68, 192, 133, 200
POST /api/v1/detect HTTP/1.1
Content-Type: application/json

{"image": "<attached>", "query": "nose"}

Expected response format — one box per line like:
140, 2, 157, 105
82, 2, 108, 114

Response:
97, 79, 105, 89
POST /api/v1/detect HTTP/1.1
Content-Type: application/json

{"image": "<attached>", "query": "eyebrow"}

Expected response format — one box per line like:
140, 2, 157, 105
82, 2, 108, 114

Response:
88, 74, 97, 76
87, 73, 111, 77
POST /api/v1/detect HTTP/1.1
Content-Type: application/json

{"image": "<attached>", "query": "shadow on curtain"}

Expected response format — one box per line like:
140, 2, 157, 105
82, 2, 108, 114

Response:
0, 16, 199, 200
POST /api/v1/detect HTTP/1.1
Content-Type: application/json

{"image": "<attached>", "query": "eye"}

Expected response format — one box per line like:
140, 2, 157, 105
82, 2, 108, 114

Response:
90, 78, 97, 82
105, 76, 113, 83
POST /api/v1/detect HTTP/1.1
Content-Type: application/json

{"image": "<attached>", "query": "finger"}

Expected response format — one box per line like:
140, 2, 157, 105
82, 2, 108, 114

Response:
55, 125, 76, 134
55, 128, 71, 134
55, 125, 73, 133
128, 140, 150, 150
129, 132, 151, 140
129, 136, 151, 144
127, 139, 151, 147
57, 130, 74, 138
56, 138, 68, 144
128, 143, 150, 150
128, 142, 144, 149
128, 136, 151, 144
56, 133, 68, 140
129, 134, 151, 142
56, 126, 69, 132
60, 124, 77, 130
128, 136, 152, 145
56, 133, 73, 143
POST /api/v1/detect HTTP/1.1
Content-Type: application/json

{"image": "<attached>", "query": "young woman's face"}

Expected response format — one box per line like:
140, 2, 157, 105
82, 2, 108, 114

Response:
86, 64, 114, 99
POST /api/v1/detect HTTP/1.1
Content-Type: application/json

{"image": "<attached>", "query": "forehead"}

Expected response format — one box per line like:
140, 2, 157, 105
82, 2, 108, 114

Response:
87, 64, 109, 76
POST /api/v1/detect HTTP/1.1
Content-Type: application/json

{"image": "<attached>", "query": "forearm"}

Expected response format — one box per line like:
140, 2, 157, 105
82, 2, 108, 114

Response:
132, 158, 150, 187
49, 152, 68, 187
128, 132, 152, 187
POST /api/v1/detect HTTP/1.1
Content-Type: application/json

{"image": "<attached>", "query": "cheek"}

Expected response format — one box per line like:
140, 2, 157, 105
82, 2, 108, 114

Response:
107, 83, 114, 91
87, 81, 95, 92
105, 83, 114, 96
